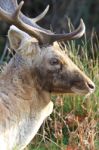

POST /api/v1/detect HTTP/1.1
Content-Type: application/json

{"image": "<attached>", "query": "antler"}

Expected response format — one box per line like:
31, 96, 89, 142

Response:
0, 1, 47, 43
0, 0, 85, 45
33, 5, 49, 23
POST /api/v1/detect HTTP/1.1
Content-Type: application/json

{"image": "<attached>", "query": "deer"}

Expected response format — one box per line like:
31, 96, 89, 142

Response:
0, 0, 95, 150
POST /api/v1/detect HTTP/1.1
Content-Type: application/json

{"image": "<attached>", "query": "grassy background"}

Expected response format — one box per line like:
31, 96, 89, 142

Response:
24, 31, 99, 150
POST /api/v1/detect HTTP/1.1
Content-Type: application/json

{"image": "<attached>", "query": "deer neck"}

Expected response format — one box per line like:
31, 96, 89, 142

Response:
1, 54, 50, 103
0, 54, 53, 150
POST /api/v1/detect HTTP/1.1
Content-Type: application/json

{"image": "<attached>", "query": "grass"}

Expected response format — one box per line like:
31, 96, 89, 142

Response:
26, 30, 99, 150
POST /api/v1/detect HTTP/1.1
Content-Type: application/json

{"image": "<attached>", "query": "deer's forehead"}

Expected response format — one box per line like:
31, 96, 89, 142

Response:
41, 47, 69, 60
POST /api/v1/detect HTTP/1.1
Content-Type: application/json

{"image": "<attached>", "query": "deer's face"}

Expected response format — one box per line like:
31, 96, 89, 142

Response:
33, 44, 95, 95
8, 26, 95, 95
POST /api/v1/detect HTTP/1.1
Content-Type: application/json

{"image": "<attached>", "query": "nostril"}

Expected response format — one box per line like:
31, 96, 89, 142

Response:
87, 82, 95, 90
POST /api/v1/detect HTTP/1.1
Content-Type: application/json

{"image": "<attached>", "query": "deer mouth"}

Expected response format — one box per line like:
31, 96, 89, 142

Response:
71, 84, 95, 95
71, 87, 89, 95
70, 78, 95, 95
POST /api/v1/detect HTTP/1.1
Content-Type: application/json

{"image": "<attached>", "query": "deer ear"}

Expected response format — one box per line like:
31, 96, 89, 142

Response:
8, 25, 28, 50
8, 25, 39, 56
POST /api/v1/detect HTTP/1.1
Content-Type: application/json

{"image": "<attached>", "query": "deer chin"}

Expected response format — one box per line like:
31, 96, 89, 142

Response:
71, 86, 93, 96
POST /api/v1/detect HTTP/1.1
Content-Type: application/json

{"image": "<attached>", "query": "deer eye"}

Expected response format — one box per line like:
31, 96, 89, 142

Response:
49, 58, 60, 65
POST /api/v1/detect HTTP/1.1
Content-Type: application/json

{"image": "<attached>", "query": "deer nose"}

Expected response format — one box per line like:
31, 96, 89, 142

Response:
86, 81, 95, 92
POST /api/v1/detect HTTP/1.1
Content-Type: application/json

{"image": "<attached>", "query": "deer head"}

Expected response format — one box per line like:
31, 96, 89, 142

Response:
0, 0, 95, 95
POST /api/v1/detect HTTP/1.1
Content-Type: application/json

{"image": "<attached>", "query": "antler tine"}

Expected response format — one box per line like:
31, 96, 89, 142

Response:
49, 19, 85, 43
0, 1, 24, 22
0, 0, 47, 43
13, 1, 24, 20
33, 5, 49, 23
